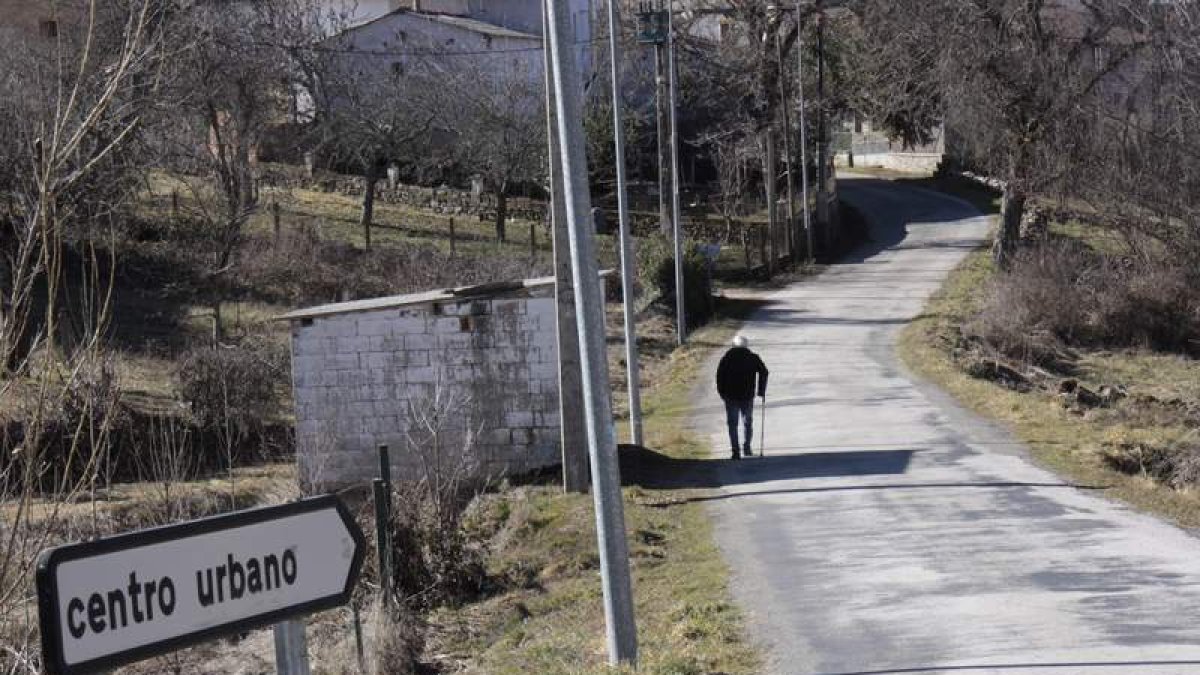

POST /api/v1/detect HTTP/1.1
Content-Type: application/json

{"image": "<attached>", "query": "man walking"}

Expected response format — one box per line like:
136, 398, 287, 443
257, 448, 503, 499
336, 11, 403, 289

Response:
716, 335, 769, 459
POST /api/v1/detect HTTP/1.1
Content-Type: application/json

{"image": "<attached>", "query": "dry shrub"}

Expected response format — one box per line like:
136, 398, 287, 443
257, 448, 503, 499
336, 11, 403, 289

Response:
1102, 441, 1200, 489
969, 240, 1093, 367
972, 239, 1200, 366
363, 599, 424, 675
382, 388, 491, 613
176, 338, 286, 434
1091, 263, 1200, 353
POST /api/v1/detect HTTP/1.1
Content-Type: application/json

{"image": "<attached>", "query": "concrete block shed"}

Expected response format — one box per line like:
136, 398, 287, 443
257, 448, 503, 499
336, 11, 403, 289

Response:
279, 277, 593, 488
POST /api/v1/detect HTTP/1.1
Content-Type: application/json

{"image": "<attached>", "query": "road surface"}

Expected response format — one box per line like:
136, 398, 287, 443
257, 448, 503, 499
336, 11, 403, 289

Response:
697, 176, 1200, 674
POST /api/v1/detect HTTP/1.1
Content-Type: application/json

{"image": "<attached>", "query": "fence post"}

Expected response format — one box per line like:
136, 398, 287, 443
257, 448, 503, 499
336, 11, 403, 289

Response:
530, 219, 537, 258
374, 445, 392, 602
272, 201, 282, 245
449, 218, 456, 258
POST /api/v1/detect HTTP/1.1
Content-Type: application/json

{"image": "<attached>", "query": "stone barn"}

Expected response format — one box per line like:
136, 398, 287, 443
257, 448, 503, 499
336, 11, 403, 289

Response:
280, 278, 572, 488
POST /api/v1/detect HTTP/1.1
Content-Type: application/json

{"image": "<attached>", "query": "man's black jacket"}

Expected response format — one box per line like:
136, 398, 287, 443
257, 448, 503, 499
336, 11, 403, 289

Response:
716, 346, 769, 401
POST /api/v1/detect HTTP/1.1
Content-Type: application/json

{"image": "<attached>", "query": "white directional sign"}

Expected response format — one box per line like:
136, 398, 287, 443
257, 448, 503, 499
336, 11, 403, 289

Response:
37, 495, 364, 675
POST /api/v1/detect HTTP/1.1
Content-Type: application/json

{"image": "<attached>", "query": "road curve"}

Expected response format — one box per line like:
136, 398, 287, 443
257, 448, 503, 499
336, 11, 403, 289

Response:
696, 176, 1200, 674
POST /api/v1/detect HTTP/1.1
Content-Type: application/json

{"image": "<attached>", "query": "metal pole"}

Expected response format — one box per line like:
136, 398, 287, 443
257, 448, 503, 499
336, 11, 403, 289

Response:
764, 127, 777, 277
655, 40, 671, 236
273, 619, 311, 675
667, 2, 686, 345
816, 3, 828, 249
542, 0, 590, 493
606, 0, 644, 446
545, 0, 638, 664
777, 38, 797, 262
797, 0, 813, 262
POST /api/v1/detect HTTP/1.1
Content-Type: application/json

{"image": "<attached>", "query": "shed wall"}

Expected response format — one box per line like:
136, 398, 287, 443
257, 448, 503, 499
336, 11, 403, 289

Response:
290, 295, 561, 487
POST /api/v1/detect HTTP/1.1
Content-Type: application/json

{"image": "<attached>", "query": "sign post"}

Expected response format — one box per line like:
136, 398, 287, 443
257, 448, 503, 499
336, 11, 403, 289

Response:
37, 495, 365, 675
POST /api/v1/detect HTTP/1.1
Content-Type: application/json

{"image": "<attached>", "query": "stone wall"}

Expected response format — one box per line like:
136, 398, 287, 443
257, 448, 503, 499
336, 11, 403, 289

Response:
259, 166, 547, 222
288, 294, 561, 488
837, 152, 944, 174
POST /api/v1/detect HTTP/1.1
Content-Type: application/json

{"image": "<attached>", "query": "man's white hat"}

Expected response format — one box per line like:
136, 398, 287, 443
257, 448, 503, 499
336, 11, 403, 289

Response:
732, 335, 749, 348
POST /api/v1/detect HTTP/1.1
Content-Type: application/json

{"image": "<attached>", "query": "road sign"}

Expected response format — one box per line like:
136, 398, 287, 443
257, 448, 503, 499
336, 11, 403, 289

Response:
37, 494, 365, 675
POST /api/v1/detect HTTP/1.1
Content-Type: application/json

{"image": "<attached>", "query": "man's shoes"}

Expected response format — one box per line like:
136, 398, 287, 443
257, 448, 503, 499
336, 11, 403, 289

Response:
743, 446, 753, 457
730, 449, 741, 460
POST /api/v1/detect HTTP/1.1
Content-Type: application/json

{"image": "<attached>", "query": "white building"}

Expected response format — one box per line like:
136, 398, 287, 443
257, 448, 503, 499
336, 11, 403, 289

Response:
325, 0, 595, 81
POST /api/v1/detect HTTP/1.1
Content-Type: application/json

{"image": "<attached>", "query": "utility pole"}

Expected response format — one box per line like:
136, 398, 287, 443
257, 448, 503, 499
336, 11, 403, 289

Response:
796, 0, 813, 263
763, 126, 777, 277
815, 1, 829, 249
777, 37, 797, 262
605, 0, 644, 445
667, 1, 686, 345
544, 0, 638, 665
542, 1, 589, 493
654, 6, 671, 236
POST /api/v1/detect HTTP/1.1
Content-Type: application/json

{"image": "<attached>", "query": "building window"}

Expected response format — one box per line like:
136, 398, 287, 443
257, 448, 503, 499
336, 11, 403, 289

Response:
39, 19, 58, 38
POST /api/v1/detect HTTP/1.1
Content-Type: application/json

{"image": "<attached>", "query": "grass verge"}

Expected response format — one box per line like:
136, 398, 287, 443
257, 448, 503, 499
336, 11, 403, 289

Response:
898, 237, 1200, 528
425, 297, 764, 674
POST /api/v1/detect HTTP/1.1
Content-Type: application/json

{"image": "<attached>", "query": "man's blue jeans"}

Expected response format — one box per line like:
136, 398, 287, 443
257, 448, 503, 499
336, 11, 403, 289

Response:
724, 397, 754, 455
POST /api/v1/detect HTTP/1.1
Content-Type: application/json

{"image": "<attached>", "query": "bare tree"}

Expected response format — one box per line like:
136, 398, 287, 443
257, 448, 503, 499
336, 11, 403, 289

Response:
844, 0, 1149, 267
318, 37, 439, 250
0, 1, 166, 669
438, 61, 547, 243
160, 2, 297, 339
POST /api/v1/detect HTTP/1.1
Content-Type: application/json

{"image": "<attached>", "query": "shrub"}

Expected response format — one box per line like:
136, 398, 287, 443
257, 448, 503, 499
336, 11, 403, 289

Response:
1090, 263, 1200, 353
970, 239, 1200, 365
176, 338, 286, 436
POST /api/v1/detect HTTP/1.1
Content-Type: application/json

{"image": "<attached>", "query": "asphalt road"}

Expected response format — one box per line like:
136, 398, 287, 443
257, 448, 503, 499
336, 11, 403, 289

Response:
696, 176, 1200, 674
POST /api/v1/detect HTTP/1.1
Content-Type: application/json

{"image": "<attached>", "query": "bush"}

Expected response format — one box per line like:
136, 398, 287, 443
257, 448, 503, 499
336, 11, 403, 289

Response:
969, 240, 1094, 367
1091, 263, 1200, 353
176, 339, 286, 435
970, 239, 1200, 365
653, 244, 717, 330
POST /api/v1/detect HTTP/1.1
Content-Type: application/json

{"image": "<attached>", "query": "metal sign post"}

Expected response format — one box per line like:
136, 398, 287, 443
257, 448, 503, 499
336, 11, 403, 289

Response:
37, 495, 365, 675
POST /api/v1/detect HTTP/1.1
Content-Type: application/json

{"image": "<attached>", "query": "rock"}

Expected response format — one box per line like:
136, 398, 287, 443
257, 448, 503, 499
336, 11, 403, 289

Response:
1098, 385, 1127, 404
1074, 385, 1103, 408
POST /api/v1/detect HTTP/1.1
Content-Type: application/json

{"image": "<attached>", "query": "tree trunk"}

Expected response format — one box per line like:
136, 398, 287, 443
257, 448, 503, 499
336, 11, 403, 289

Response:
494, 189, 508, 243
360, 167, 379, 251
994, 185, 1026, 269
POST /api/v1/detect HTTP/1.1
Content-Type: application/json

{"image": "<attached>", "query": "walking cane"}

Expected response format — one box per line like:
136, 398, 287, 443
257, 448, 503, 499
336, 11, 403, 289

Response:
759, 393, 766, 457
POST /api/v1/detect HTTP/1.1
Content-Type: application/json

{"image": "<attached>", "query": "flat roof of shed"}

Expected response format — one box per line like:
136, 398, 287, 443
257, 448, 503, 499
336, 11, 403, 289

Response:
278, 272, 612, 322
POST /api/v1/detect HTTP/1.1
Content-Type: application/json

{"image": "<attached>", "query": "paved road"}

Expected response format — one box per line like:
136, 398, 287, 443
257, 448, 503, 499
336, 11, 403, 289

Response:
696, 177, 1200, 674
